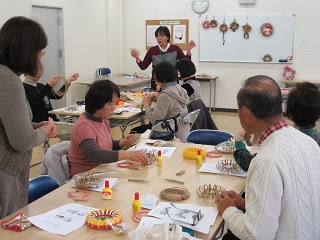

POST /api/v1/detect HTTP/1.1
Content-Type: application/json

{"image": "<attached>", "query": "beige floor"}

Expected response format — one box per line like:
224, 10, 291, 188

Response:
29, 111, 320, 179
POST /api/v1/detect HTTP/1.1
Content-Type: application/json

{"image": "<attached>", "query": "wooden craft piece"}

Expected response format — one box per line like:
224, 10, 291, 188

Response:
72, 171, 120, 189
242, 23, 252, 39
230, 20, 239, 32
263, 54, 273, 62
210, 19, 218, 28
202, 20, 211, 29
216, 159, 241, 174
196, 184, 225, 199
260, 22, 274, 37
219, 23, 228, 45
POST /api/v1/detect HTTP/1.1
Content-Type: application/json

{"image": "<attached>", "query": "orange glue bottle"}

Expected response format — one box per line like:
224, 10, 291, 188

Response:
196, 149, 202, 165
139, 91, 144, 98
132, 192, 142, 213
102, 180, 113, 200
132, 90, 136, 97
157, 150, 162, 166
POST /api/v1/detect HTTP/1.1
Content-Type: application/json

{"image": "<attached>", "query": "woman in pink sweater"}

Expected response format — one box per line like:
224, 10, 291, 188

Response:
69, 80, 149, 176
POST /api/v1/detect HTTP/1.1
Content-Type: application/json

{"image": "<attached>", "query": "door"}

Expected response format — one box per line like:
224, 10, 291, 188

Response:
31, 6, 65, 109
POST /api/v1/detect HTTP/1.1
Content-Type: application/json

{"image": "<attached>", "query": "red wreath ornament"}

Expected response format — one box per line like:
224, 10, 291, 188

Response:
283, 66, 296, 80
202, 20, 211, 29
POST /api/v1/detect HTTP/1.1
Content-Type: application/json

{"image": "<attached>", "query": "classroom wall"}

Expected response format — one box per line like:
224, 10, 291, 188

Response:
0, 0, 109, 106
1, 0, 319, 110
122, 0, 320, 110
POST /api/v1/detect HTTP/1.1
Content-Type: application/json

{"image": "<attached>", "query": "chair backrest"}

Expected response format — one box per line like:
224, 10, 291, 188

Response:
96, 67, 111, 79
54, 121, 74, 141
186, 129, 234, 146
148, 117, 181, 140
28, 175, 60, 203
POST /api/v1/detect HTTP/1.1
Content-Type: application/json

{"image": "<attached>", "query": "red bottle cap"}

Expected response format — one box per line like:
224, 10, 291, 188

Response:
134, 192, 140, 200
197, 149, 201, 155
158, 150, 161, 157
105, 180, 109, 188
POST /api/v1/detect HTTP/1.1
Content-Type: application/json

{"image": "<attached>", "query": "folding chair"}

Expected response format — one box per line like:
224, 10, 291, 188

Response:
28, 175, 60, 203
186, 129, 234, 146
181, 109, 201, 130
96, 67, 111, 79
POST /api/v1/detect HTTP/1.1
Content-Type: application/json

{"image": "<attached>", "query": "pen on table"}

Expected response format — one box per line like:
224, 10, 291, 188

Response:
128, 178, 149, 183
164, 179, 184, 184
176, 170, 185, 176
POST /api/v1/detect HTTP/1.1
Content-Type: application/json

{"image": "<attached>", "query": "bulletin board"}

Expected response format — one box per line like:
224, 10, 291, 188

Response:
146, 19, 189, 50
199, 14, 295, 63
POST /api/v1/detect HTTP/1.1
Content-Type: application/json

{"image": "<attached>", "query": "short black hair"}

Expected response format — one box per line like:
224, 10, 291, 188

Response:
0, 16, 48, 76
85, 80, 120, 114
152, 62, 178, 84
237, 75, 283, 120
155, 26, 170, 43
286, 82, 320, 128
175, 58, 196, 78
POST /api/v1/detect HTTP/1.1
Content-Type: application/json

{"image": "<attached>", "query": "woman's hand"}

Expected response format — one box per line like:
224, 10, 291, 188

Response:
188, 40, 196, 50
142, 95, 151, 106
119, 134, 136, 148
48, 77, 60, 87
119, 150, 149, 166
131, 49, 141, 62
40, 117, 57, 138
68, 73, 79, 83
187, 40, 196, 55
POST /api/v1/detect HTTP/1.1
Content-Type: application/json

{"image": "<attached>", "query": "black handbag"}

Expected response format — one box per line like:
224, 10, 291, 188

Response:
151, 114, 180, 141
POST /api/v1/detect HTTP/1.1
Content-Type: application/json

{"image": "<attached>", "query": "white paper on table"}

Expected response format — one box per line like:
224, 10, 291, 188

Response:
137, 216, 167, 229
147, 202, 218, 234
72, 178, 118, 192
198, 163, 247, 177
132, 145, 177, 157
28, 203, 97, 236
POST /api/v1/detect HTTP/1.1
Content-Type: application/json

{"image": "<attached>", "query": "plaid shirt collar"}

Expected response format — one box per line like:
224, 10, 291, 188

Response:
258, 120, 288, 145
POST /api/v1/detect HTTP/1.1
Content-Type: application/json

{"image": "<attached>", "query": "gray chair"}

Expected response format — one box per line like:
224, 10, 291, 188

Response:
181, 109, 201, 130
186, 129, 233, 146
28, 175, 60, 203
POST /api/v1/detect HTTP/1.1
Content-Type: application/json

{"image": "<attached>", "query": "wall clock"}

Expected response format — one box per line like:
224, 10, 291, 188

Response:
192, 0, 209, 14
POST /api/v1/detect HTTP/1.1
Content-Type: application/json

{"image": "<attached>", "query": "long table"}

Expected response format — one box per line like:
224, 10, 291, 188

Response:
49, 105, 145, 138
0, 142, 246, 240
77, 76, 150, 91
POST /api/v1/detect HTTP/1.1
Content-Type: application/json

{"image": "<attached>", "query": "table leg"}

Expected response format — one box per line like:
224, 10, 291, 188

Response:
213, 79, 216, 112
209, 80, 212, 112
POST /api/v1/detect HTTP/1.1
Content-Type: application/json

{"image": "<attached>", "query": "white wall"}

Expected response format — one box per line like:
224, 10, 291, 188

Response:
122, 0, 320, 110
1, 0, 319, 109
0, 0, 108, 106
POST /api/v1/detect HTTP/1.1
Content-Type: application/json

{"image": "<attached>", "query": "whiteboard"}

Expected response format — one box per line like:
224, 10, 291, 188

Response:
199, 14, 295, 63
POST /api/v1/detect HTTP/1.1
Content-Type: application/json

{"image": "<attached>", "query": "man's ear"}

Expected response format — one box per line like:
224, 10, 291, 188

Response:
242, 106, 253, 122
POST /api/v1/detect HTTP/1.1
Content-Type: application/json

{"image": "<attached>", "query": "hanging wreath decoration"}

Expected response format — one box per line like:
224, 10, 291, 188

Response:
230, 21, 239, 32
219, 23, 228, 45
242, 23, 252, 39
260, 22, 274, 37
210, 19, 218, 28
202, 20, 211, 29
263, 54, 273, 62
283, 66, 296, 80
86, 209, 122, 230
